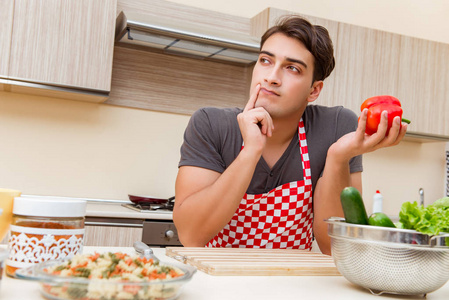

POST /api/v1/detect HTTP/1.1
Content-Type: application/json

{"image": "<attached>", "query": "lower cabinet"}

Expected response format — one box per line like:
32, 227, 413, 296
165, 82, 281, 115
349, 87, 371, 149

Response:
84, 225, 143, 247
84, 217, 144, 247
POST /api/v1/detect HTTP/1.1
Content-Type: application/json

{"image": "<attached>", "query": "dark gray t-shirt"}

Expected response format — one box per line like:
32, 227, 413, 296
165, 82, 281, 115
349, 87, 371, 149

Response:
179, 104, 363, 195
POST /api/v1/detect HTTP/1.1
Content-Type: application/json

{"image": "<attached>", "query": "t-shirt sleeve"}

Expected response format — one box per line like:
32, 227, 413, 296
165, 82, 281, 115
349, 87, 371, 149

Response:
336, 107, 363, 174
178, 108, 227, 173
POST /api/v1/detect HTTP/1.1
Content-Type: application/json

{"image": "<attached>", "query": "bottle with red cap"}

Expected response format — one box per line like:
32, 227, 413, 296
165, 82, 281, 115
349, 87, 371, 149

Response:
372, 190, 383, 213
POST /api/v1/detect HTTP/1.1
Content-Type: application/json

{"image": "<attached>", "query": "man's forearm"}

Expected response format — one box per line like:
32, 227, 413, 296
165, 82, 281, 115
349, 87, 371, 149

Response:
174, 148, 261, 246
312, 148, 360, 255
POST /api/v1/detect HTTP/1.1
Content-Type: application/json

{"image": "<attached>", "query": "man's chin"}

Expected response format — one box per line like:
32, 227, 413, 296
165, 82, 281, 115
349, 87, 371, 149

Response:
255, 103, 277, 117
254, 100, 269, 110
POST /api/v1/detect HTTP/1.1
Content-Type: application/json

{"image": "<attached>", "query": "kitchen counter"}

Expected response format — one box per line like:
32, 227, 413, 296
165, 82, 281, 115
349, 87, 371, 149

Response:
2, 246, 449, 300
86, 202, 173, 220
19, 195, 174, 220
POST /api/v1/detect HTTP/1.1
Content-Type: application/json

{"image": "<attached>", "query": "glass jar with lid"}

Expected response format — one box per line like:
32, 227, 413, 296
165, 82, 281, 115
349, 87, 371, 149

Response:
6, 196, 86, 277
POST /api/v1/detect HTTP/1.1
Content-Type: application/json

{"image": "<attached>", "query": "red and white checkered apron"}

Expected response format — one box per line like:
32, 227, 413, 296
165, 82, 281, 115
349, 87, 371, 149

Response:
207, 118, 313, 249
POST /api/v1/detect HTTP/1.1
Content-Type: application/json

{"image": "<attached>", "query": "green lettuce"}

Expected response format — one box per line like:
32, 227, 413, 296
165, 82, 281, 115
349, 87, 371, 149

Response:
432, 197, 449, 209
397, 198, 449, 235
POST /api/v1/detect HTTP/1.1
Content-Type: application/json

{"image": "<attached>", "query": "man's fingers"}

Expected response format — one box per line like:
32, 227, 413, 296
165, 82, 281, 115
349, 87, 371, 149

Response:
375, 111, 389, 136
241, 83, 274, 139
244, 84, 261, 112
258, 112, 274, 137
239, 108, 274, 137
369, 112, 407, 149
357, 109, 368, 135
385, 116, 407, 146
396, 122, 408, 144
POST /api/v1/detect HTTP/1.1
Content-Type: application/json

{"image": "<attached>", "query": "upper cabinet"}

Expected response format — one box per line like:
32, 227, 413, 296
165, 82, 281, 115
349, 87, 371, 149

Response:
106, 0, 256, 114
0, 0, 14, 79
4, 0, 117, 102
396, 37, 449, 138
4, 0, 445, 140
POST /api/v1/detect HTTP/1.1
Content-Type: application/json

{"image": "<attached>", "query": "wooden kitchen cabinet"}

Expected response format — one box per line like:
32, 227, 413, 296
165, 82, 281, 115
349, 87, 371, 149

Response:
333, 23, 449, 138
106, 0, 255, 114
6, 0, 117, 102
397, 36, 449, 136
84, 225, 143, 247
0, 0, 14, 80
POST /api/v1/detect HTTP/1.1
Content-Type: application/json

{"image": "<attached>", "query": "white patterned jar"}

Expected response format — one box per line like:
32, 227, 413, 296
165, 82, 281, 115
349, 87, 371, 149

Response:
5, 196, 86, 277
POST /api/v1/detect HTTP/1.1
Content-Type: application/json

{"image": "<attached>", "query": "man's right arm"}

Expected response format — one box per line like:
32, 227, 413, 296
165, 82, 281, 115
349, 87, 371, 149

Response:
174, 84, 272, 246
174, 147, 260, 246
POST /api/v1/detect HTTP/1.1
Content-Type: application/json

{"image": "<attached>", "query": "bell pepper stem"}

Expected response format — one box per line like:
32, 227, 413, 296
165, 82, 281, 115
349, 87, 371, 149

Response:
401, 118, 411, 124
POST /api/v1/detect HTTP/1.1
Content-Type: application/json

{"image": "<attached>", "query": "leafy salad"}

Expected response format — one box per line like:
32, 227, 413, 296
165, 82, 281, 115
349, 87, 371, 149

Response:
396, 197, 449, 235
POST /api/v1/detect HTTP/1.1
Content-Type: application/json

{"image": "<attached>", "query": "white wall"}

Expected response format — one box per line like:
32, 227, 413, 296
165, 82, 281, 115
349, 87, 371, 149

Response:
0, 92, 189, 199
170, 0, 449, 44
1, 0, 447, 215
362, 141, 446, 215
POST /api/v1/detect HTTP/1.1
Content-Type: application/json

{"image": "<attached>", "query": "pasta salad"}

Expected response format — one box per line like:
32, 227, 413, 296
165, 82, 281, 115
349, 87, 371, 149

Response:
41, 252, 187, 300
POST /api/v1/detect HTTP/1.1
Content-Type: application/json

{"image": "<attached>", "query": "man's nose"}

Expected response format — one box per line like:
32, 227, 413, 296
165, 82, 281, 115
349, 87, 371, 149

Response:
264, 67, 281, 86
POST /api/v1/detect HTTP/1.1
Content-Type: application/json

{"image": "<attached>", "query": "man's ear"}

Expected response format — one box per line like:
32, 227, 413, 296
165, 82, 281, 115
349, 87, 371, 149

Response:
307, 81, 324, 103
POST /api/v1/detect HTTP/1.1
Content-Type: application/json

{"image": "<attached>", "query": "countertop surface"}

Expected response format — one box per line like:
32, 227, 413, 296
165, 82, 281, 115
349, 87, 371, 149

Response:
86, 202, 173, 220
2, 246, 449, 300
19, 195, 174, 220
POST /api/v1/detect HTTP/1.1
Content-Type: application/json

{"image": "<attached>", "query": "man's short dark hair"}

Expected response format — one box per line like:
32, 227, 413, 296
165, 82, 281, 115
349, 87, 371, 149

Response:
261, 15, 335, 83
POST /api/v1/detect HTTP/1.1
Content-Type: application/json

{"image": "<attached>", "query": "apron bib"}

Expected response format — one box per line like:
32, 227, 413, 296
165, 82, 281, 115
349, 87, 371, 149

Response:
207, 118, 313, 249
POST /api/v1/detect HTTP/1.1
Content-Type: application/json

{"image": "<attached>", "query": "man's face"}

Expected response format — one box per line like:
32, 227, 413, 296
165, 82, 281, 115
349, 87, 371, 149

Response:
250, 33, 320, 120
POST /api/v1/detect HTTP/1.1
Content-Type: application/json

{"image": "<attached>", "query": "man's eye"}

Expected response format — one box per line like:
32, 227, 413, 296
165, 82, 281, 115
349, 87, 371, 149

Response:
259, 57, 270, 64
288, 66, 299, 72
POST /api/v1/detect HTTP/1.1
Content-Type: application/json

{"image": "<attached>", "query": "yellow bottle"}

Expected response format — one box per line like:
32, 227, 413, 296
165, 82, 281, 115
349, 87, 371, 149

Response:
0, 188, 21, 240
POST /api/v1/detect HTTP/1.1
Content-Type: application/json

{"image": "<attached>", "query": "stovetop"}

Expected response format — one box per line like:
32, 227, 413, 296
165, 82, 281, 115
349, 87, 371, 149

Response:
121, 203, 173, 214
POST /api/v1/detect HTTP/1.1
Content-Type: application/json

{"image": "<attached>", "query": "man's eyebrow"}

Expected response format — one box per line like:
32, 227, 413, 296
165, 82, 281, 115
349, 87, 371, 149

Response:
259, 50, 308, 69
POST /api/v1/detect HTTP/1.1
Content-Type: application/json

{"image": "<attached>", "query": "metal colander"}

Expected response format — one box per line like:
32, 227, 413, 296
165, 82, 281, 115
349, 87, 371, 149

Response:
327, 218, 449, 296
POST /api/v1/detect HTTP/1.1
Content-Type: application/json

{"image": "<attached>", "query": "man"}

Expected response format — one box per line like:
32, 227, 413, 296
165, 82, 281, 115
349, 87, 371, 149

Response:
173, 16, 407, 255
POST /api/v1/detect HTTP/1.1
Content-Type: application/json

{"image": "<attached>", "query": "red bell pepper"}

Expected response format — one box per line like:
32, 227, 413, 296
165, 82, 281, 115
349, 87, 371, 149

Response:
360, 95, 410, 135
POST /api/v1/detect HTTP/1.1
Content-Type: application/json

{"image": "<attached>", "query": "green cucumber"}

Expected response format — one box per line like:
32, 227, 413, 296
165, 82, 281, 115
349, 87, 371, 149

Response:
368, 212, 396, 228
340, 187, 369, 225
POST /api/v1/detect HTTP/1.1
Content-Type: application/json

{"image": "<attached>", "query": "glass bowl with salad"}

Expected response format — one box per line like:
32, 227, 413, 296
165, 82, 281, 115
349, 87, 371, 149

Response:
15, 251, 196, 300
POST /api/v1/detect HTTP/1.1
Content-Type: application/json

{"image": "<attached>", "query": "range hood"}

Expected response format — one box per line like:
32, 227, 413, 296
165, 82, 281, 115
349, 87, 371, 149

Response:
115, 11, 260, 65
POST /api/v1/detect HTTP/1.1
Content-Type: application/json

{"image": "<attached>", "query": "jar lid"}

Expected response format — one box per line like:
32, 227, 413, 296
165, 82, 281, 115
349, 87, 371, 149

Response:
13, 196, 86, 217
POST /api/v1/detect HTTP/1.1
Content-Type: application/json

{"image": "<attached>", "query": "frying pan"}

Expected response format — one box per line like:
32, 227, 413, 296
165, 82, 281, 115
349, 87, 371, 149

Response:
128, 195, 175, 205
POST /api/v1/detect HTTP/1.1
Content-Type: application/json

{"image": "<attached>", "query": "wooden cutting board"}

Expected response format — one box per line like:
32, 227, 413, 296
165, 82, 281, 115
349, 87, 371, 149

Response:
165, 247, 341, 276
